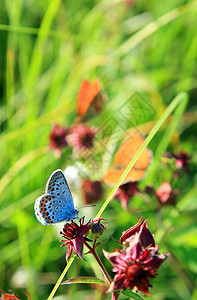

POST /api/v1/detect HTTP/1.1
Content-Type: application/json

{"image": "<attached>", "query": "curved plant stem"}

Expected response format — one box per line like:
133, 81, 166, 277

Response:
83, 240, 111, 286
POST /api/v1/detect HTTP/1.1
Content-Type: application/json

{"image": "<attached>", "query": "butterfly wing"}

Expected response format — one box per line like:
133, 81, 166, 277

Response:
34, 169, 78, 225
104, 132, 152, 184
77, 80, 100, 117
34, 194, 78, 225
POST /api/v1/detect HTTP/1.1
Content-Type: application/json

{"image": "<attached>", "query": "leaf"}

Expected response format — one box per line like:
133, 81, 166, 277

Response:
61, 276, 107, 286
121, 289, 144, 300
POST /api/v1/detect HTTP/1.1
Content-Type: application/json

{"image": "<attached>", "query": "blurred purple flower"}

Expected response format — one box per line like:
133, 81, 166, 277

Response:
49, 123, 69, 157
114, 182, 139, 210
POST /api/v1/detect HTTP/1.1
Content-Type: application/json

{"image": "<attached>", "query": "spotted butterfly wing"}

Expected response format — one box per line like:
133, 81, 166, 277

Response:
34, 169, 79, 225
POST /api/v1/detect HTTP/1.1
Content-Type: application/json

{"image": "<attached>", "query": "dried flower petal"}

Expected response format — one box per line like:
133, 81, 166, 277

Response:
120, 218, 155, 248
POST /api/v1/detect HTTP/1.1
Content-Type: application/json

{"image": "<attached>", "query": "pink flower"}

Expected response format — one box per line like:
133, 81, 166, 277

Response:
155, 182, 179, 206
49, 123, 69, 157
81, 179, 103, 204
114, 182, 139, 210
68, 123, 97, 154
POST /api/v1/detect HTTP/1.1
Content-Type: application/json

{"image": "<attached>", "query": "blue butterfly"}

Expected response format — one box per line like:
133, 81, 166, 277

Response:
34, 169, 79, 225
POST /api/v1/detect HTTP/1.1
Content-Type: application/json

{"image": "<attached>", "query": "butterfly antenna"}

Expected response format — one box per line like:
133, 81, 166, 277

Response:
78, 204, 97, 209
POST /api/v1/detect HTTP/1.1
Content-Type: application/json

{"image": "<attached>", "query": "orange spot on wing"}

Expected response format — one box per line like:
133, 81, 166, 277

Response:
104, 132, 152, 184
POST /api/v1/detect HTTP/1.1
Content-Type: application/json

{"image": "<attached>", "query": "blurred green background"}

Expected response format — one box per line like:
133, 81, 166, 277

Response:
1, 0, 197, 299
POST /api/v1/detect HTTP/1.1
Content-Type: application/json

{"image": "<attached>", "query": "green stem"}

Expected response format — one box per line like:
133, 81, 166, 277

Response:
47, 256, 75, 300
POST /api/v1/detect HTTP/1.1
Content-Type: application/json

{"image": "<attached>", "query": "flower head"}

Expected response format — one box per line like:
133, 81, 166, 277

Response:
155, 182, 179, 206
68, 123, 97, 154
81, 179, 103, 204
104, 239, 168, 296
49, 123, 69, 157
60, 217, 105, 261
60, 218, 91, 261
114, 182, 139, 210
104, 218, 168, 296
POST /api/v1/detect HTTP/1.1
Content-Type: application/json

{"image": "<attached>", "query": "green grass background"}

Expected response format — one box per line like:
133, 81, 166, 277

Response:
0, 0, 197, 299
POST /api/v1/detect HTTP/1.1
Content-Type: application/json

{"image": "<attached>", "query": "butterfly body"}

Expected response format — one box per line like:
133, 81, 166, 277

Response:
34, 169, 79, 225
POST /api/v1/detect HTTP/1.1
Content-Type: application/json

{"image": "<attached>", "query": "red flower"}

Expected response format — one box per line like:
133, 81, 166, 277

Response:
81, 179, 103, 204
49, 123, 69, 157
114, 182, 139, 210
0, 290, 31, 300
104, 239, 168, 296
120, 217, 155, 248
60, 217, 105, 261
104, 218, 168, 296
155, 182, 179, 206
68, 123, 97, 154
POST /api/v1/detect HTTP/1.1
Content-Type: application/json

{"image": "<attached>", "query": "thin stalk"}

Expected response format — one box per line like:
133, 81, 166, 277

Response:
47, 256, 74, 300
84, 240, 111, 286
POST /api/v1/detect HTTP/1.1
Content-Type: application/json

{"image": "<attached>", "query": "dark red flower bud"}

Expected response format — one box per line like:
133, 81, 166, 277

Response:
91, 220, 105, 236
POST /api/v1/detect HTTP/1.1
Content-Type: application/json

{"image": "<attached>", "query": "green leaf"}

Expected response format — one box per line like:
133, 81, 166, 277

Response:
61, 276, 107, 286
121, 289, 144, 300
